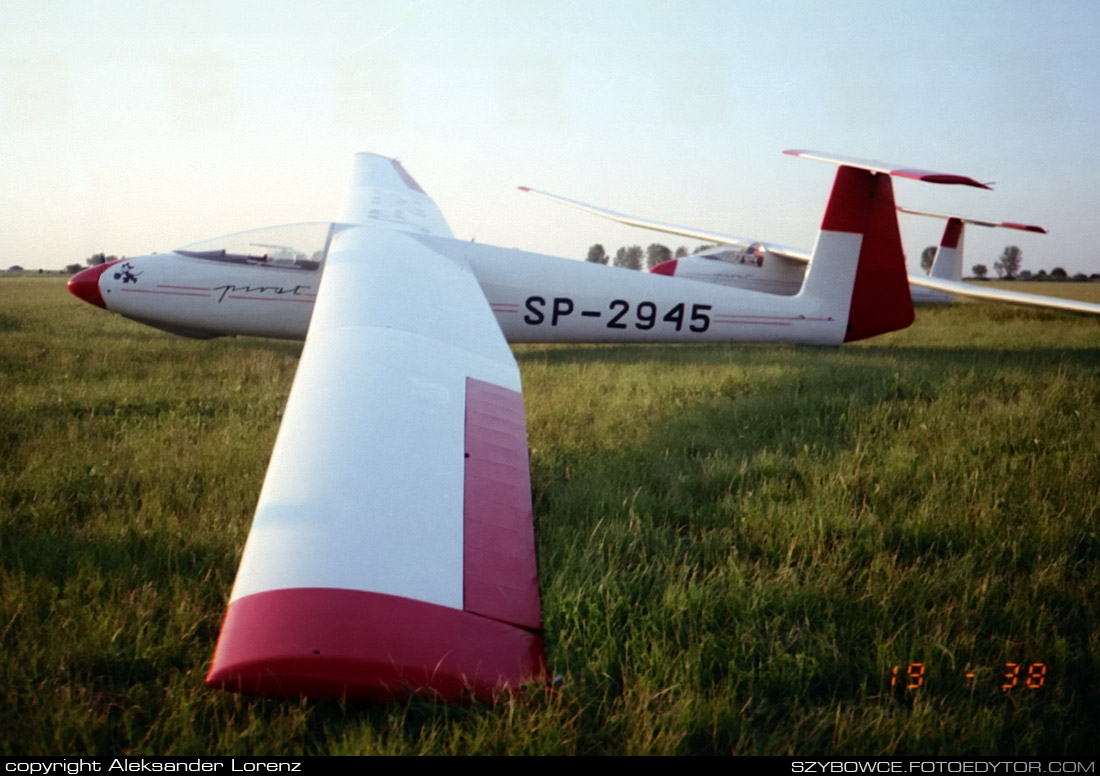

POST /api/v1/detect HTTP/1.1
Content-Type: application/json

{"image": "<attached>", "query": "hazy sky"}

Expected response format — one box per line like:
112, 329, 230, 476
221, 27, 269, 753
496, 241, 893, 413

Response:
3, 0, 1098, 275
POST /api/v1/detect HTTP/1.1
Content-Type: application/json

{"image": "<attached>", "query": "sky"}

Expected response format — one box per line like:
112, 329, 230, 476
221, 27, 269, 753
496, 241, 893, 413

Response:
2, 0, 1099, 276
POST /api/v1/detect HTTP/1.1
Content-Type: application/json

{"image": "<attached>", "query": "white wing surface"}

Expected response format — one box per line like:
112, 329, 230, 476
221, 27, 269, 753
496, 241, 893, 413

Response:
908, 276, 1100, 315
207, 157, 543, 702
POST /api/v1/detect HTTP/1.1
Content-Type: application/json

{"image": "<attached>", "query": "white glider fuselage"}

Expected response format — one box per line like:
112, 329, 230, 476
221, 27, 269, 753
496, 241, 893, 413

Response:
79, 230, 853, 346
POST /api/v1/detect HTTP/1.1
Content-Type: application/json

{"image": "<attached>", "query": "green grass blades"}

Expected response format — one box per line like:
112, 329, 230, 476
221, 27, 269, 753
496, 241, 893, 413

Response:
2, 278, 1098, 755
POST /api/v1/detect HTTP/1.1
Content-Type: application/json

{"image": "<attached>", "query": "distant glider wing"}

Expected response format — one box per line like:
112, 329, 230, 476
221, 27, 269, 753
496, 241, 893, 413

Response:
208, 158, 544, 702
907, 276, 1100, 316
897, 207, 1047, 234
517, 186, 811, 263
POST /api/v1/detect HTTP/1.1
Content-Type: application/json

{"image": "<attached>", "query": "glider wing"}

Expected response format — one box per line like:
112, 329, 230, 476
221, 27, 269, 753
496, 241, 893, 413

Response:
908, 275, 1100, 315
207, 156, 544, 702
517, 185, 811, 263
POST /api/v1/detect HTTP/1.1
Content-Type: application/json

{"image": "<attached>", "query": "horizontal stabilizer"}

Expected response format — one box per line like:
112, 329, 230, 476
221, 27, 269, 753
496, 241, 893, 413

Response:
897, 206, 1047, 233
783, 151, 992, 189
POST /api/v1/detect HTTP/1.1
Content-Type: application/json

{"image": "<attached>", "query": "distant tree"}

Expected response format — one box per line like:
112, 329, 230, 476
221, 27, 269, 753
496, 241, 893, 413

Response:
65, 263, 82, 274
692, 243, 719, 254
86, 253, 106, 266
645, 243, 672, 271
1073, 272, 1088, 281
1036, 269, 1049, 280
1018, 270, 1032, 279
586, 244, 608, 265
971, 264, 988, 279
37, 268, 44, 274
920, 246, 937, 274
1051, 266, 1067, 279
614, 245, 644, 270
674, 246, 689, 259
993, 246, 1022, 279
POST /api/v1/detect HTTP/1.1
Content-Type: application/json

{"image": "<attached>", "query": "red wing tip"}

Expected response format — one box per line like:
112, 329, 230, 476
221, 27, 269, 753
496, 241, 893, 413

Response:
517, 186, 531, 192
893, 170, 992, 189
208, 588, 546, 704
1002, 222, 1048, 234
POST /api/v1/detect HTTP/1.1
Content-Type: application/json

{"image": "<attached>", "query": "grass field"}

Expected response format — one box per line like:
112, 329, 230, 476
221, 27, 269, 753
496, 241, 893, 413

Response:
2, 277, 1098, 755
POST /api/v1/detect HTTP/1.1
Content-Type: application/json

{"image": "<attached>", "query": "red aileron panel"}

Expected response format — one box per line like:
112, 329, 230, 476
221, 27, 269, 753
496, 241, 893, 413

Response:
463, 378, 543, 631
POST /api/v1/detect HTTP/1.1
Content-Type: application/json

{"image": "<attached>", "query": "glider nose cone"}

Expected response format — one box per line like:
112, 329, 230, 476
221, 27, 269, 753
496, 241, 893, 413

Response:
67, 263, 115, 309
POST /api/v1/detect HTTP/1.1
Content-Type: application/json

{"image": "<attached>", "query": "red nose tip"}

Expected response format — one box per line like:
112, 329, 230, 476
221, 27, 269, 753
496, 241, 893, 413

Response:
67, 261, 119, 309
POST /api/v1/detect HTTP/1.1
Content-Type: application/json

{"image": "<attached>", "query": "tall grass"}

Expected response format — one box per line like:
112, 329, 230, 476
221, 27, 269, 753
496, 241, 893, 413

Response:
2, 278, 1097, 755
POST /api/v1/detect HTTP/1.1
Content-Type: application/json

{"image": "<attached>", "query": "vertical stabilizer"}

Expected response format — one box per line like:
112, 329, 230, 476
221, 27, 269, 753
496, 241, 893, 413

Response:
897, 208, 1045, 285
797, 166, 914, 343
930, 217, 965, 281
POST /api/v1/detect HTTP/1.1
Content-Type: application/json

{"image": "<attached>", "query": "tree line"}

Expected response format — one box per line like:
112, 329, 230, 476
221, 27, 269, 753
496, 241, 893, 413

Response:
63, 252, 120, 275
585, 243, 694, 270
966, 246, 1098, 281
880, 244, 1098, 282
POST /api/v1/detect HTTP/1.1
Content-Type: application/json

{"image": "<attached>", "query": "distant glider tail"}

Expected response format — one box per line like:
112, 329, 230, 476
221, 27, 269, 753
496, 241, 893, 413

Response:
931, 218, 966, 281
897, 207, 1047, 283
786, 150, 990, 343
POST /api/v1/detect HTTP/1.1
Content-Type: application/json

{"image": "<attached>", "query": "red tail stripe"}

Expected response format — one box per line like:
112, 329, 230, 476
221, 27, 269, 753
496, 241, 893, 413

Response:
941, 218, 964, 249
820, 166, 876, 233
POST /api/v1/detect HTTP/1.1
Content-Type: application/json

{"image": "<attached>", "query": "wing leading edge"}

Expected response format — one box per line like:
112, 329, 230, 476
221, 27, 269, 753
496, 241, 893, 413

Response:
908, 275, 1100, 316
207, 192, 543, 700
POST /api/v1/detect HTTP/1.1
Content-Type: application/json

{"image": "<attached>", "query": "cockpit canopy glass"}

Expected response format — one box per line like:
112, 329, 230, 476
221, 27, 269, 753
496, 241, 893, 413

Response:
174, 222, 335, 271
698, 242, 766, 267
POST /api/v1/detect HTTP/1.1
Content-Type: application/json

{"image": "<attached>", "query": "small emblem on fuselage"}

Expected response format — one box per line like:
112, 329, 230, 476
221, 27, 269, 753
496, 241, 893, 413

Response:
113, 262, 141, 284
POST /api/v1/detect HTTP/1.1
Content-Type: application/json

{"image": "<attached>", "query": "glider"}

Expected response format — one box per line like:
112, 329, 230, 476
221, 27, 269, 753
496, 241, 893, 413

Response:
899, 207, 1048, 304
67, 150, 988, 702
895, 209, 1100, 315
521, 152, 1100, 317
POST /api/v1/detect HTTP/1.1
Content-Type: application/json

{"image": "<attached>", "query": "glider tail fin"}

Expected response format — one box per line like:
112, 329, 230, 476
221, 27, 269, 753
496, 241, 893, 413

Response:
796, 165, 913, 343
897, 208, 1046, 284
930, 218, 965, 281
786, 150, 990, 343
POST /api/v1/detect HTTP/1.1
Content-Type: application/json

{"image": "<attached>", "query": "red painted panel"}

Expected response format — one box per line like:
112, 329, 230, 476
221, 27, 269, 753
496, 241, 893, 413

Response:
649, 259, 679, 276
941, 217, 964, 249
206, 587, 546, 703
1001, 222, 1047, 234
890, 169, 991, 189
463, 378, 542, 631
844, 172, 914, 342
819, 166, 875, 233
